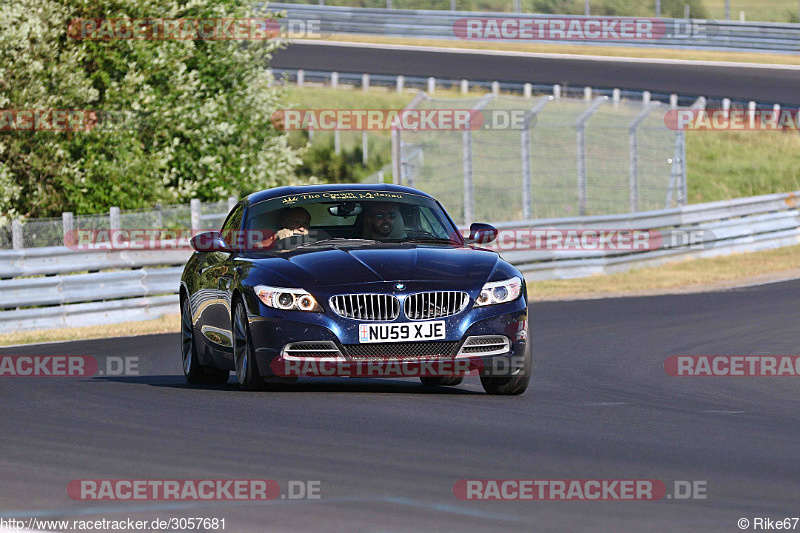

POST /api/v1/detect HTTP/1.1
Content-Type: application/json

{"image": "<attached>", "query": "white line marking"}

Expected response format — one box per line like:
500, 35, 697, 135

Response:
584, 401, 627, 406
700, 410, 745, 414
293, 39, 800, 70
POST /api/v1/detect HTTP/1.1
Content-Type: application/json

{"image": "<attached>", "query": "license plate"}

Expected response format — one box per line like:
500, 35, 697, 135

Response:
358, 321, 446, 343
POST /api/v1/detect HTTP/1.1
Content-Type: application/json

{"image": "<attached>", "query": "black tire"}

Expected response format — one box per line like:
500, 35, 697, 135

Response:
181, 297, 229, 384
232, 300, 267, 391
480, 342, 532, 396
420, 376, 464, 387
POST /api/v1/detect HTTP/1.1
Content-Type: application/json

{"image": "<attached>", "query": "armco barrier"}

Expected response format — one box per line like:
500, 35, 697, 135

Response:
0, 191, 798, 333
269, 3, 800, 53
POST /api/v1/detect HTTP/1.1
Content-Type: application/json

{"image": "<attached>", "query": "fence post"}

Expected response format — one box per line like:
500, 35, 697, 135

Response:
680, 131, 687, 205
642, 91, 651, 105
227, 196, 237, 212
391, 126, 401, 184
612, 88, 620, 107
520, 127, 531, 220
109, 207, 120, 230
362, 130, 368, 165
396, 75, 404, 93
523, 83, 532, 98
461, 79, 469, 95
391, 91, 429, 186
362, 73, 370, 91
520, 96, 552, 220
462, 94, 494, 225
462, 129, 473, 226
584, 86, 592, 101
670, 94, 678, 108
331, 71, 339, 88
427, 77, 436, 94
655, 0, 661, 17
296, 69, 304, 87
553, 84, 561, 99
748, 100, 756, 128
334, 129, 341, 155
190, 200, 201, 231
62, 212, 73, 243
491, 81, 500, 95
628, 102, 660, 213
575, 97, 607, 216
308, 125, 314, 142
11, 218, 22, 250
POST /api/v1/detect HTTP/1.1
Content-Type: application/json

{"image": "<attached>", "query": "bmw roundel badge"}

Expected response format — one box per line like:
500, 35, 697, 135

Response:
394, 283, 405, 291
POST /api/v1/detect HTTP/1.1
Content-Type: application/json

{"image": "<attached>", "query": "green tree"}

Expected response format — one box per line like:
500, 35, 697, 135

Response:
0, 0, 302, 218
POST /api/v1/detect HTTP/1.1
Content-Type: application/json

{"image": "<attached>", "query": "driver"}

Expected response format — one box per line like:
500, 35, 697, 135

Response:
256, 207, 327, 250
362, 202, 406, 240
275, 207, 311, 240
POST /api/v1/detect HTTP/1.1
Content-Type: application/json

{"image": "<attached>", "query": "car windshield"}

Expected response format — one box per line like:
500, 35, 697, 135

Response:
244, 191, 463, 249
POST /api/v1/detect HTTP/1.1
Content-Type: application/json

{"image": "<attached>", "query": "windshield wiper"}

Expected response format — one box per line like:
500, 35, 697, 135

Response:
295, 237, 380, 248
397, 236, 462, 245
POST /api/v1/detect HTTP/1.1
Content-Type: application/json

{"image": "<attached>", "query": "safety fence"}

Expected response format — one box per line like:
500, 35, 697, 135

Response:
392, 92, 695, 223
0, 191, 797, 333
269, 3, 800, 53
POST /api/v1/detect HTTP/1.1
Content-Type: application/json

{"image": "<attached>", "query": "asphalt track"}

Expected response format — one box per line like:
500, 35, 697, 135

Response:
270, 42, 800, 106
1, 280, 798, 532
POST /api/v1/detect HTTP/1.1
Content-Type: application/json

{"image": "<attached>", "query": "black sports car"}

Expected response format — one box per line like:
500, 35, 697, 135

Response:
180, 184, 531, 395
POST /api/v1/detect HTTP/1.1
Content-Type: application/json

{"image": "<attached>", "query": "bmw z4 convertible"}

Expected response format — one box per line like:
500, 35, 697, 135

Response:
180, 184, 531, 395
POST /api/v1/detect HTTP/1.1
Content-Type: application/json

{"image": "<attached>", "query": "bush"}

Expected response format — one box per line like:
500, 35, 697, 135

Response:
0, 0, 302, 218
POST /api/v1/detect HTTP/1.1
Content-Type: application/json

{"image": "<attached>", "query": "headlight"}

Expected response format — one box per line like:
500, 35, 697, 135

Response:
474, 277, 522, 307
254, 285, 322, 312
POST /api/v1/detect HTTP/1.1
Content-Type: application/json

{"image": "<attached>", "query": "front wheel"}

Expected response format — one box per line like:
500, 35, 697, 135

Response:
232, 301, 267, 391
181, 297, 229, 384
480, 343, 531, 396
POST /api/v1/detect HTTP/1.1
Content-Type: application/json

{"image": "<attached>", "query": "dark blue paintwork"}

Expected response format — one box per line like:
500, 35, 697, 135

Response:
180, 184, 528, 381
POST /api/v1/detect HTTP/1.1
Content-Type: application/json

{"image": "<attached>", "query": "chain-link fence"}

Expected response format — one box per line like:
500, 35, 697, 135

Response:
1, 199, 234, 250
396, 93, 687, 224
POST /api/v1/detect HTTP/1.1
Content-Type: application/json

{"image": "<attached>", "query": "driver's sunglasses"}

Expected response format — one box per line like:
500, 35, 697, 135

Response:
371, 212, 396, 220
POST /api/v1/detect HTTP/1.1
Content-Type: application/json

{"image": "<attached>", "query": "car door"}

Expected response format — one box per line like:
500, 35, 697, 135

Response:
195, 203, 244, 366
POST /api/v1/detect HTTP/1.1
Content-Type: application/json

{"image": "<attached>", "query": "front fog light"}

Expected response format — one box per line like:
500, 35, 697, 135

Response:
255, 285, 322, 312
474, 277, 522, 307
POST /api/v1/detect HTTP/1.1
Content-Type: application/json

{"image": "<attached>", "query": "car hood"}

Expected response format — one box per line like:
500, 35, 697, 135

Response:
244, 245, 501, 288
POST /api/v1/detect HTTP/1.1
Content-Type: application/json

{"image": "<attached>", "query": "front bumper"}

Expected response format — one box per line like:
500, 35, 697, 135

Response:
246, 292, 528, 378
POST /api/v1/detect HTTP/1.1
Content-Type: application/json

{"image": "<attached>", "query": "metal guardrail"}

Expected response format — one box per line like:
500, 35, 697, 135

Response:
270, 3, 800, 53
0, 191, 798, 334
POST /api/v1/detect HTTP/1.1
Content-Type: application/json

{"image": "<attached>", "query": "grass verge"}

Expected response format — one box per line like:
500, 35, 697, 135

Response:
319, 35, 800, 66
528, 243, 800, 300
0, 314, 179, 347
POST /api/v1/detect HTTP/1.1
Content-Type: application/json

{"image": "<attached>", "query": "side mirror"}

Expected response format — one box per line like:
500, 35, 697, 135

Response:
190, 231, 230, 252
466, 223, 498, 245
